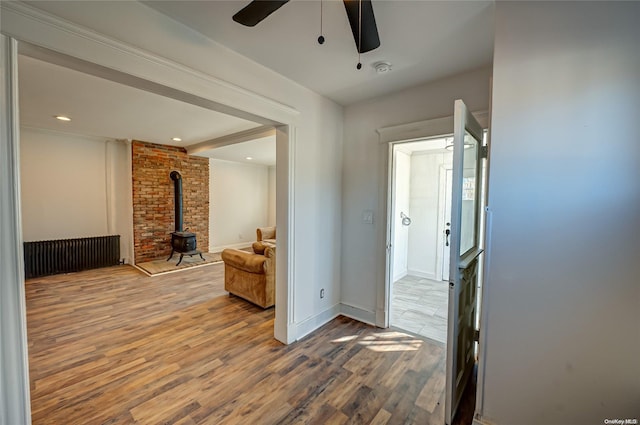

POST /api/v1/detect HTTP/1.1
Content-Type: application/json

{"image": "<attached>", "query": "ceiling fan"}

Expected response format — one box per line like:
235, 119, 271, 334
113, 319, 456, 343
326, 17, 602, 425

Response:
233, 0, 381, 64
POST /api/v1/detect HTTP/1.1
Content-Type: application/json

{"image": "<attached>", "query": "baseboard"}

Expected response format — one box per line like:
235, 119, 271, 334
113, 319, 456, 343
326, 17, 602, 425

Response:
392, 270, 408, 282
339, 303, 377, 326
407, 269, 437, 280
293, 303, 341, 341
473, 415, 497, 425
209, 242, 251, 253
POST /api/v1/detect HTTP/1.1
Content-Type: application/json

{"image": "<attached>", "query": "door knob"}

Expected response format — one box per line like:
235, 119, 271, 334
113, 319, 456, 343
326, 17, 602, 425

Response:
445, 229, 450, 246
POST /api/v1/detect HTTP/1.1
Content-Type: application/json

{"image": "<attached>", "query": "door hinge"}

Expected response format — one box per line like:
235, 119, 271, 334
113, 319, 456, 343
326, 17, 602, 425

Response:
480, 145, 488, 159
474, 329, 480, 342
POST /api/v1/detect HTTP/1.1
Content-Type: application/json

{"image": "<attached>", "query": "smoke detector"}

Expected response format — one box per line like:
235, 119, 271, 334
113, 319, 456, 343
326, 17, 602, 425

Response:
373, 61, 392, 74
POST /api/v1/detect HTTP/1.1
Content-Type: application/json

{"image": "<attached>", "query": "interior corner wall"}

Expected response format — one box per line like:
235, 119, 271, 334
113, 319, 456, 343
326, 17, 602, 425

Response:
342, 66, 491, 318
132, 141, 209, 263
481, 2, 640, 424
209, 159, 270, 251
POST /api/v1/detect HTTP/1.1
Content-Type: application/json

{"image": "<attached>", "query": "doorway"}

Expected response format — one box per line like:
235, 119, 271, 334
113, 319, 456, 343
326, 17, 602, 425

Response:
1, 24, 298, 420
388, 136, 453, 344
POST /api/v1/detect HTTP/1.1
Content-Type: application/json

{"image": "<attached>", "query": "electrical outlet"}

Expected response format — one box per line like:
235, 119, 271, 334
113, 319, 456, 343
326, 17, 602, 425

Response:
320, 288, 325, 299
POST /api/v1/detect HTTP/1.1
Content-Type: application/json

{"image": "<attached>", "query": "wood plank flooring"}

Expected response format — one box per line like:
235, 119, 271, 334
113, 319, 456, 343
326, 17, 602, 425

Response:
25, 264, 471, 424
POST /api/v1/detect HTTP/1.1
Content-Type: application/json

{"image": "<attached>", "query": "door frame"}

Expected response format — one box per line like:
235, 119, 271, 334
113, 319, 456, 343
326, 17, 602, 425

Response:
377, 113, 489, 329
1, 3, 301, 421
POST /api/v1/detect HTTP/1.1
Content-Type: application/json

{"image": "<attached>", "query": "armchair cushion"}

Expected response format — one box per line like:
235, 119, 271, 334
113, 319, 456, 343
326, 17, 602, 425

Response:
221, 247, 275, 309
256, 226, 276, 241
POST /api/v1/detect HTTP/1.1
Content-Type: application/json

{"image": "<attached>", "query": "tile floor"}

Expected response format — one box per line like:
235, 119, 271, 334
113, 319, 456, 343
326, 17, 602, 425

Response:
391, 275, 449, 344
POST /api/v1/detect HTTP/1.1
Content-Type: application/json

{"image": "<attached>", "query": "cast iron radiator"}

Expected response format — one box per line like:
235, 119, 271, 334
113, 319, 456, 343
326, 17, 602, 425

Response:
24, 235, 120, 278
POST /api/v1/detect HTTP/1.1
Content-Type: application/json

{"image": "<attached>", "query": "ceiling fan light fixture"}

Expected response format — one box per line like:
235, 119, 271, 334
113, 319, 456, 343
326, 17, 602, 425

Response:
373, 61, 392, 74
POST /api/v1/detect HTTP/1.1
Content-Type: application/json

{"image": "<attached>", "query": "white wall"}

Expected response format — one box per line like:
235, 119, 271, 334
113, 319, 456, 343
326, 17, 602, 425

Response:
267, 166, 276, 227
392, 150, 410, 281
10, 1, 344, 338
209, 159, 272, 251
20, 127, 108, 240
407, 151, 451, 280
480, 2, 640, 424
342, 66, 491, 320
19, 127, 133, 262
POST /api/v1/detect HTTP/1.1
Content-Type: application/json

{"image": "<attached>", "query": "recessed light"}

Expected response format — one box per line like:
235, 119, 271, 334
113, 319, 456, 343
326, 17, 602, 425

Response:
245, 156, 253, 160
171, 137, 182, 142
55, 115, 71, 122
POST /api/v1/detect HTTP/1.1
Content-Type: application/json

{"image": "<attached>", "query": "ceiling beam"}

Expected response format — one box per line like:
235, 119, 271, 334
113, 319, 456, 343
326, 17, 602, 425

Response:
18, 42, 279, 127
186, 125, 275, 155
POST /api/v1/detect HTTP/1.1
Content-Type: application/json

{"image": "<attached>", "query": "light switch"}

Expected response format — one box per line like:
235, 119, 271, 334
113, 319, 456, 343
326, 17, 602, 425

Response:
362, 210, 374, 224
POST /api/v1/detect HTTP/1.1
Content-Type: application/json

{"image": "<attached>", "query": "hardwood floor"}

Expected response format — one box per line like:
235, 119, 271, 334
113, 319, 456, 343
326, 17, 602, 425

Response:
26, 264, 473, 424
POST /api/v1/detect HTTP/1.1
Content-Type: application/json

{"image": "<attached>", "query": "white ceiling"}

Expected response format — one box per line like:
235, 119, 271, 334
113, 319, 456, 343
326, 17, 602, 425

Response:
18, 54, 275, 165
144, 0, 495, 105
18, 55, 261, 148
17, 0, 493, 165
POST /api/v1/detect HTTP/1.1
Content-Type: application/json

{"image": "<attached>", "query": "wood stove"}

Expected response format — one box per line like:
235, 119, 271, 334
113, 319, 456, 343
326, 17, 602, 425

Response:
167, 171, 203, 266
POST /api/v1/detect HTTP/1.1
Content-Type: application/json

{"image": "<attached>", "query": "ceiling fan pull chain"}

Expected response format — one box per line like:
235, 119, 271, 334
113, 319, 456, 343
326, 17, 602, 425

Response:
318, 0, 325, 44
356, 0, 362, 69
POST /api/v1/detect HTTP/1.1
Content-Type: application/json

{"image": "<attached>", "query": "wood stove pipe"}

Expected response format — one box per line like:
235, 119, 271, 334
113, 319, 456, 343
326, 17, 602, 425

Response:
170, 171, 183, 232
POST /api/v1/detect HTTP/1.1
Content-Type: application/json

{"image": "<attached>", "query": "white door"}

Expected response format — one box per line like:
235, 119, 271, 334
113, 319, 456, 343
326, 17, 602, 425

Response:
445, 100, 485, 425
441, 168, 452, 281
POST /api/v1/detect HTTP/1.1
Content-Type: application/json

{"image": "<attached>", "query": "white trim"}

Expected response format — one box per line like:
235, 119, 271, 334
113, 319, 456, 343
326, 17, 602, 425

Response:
0, 34, 32, 425
376, 111, 489, 145
274, 124, 295, 344
294, 304, 341, 341
381, 143, 395, 328
340, 303, 377, 326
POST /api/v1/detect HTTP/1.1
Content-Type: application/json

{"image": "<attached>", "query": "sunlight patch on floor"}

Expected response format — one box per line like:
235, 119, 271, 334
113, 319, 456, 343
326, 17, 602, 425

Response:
332, 331, 423, 352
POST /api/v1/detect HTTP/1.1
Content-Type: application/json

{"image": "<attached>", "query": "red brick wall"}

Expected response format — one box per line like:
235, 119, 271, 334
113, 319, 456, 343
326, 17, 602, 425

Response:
132, 141, 209, 263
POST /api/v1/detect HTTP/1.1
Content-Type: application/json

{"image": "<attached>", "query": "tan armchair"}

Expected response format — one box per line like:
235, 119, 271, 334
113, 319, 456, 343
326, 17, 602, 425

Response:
252, 226, 276, 254
221, 246, 275, 309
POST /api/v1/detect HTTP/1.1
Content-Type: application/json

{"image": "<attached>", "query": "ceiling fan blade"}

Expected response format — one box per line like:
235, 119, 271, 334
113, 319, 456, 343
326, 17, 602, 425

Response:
233, 1, 290, 27
343, 0, 381, 53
